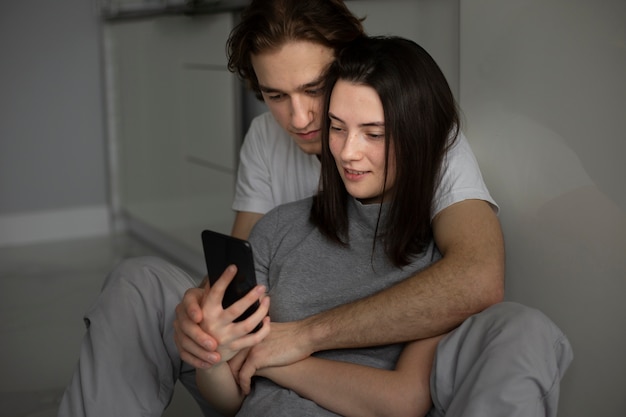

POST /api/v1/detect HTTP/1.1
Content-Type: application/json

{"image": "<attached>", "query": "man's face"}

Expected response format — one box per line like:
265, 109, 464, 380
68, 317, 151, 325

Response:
251, 41, 335, 155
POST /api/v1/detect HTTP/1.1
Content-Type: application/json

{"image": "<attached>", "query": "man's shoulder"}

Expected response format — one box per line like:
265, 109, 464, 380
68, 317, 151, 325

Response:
247, 112, 290, 145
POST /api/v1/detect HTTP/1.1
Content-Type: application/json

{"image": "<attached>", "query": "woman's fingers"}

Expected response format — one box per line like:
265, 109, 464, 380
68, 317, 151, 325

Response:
204, 265, 238, 306
201, 265, 268, 343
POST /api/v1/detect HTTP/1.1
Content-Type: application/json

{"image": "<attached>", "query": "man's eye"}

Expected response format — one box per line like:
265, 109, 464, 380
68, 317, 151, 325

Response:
263, 92, 284, 101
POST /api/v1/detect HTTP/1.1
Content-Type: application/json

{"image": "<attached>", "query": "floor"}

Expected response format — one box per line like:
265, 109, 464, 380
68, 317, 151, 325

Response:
0, 233, 205, 417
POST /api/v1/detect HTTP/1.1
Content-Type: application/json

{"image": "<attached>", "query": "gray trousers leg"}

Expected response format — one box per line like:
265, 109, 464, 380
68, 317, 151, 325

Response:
57, 256, 218, 417
428, 302, 573, 417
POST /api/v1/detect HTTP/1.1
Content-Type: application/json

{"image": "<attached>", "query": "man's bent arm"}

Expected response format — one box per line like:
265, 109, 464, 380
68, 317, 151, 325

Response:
231, 211, 264, 240
304, 199, 505, 351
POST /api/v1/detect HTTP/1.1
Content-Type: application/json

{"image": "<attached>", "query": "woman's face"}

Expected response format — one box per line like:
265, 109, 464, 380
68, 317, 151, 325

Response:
328, 80, 395, 204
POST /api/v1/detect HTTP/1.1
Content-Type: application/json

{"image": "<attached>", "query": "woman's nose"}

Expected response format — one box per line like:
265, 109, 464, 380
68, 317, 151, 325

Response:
340, 132, 363, 161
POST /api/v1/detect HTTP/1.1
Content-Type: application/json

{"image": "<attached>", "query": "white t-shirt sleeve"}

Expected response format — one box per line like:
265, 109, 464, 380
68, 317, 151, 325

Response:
232, 113, 321, 215
232, 116, 276, 215
433, 131, 499, 218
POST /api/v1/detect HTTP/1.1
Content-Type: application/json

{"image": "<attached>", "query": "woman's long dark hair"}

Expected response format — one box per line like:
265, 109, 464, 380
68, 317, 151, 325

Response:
311, 36, 460, 267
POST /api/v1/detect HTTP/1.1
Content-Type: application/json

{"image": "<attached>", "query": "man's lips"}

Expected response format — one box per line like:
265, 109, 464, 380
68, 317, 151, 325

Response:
293, 129, 320, 141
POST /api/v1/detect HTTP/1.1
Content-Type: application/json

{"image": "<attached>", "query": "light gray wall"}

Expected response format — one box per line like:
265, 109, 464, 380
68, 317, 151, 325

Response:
460, 1, 626, 415
349, 0, 459, 97
0, 0, 107, 214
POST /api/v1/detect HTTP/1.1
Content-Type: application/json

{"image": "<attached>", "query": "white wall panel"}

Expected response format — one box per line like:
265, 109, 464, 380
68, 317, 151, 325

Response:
106, 13, 237, 271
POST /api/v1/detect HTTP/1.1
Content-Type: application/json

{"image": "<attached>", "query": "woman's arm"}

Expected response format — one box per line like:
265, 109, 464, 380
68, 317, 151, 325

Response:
257, 334, 444, 417
194, 265, 271, 416
196, 362, 247, 417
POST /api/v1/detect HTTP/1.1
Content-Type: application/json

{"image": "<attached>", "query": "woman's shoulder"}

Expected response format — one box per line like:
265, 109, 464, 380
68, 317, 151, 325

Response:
264, 197, 314, 225
251, 197, 315, 237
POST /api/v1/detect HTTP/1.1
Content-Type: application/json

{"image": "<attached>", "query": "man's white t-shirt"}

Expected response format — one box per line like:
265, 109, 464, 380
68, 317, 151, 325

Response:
232, 112, 497, 218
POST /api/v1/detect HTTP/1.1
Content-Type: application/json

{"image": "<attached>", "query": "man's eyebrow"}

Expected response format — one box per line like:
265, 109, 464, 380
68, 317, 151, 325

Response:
259, 75, 325, 94
301, 75, 325, 90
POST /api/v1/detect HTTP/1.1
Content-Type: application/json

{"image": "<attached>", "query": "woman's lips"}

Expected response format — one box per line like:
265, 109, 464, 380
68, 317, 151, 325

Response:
343, 168, 368, 180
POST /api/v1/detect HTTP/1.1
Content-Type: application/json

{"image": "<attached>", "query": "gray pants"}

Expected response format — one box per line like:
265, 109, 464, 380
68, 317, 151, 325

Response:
58, 256, 573, 417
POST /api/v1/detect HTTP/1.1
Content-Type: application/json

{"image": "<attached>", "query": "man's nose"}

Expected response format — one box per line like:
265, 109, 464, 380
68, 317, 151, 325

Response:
290, 96, 314, 129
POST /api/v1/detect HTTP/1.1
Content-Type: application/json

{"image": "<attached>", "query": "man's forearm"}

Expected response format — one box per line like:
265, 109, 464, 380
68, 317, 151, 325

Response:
302, 261, 497, 351
302, 200, 505, 352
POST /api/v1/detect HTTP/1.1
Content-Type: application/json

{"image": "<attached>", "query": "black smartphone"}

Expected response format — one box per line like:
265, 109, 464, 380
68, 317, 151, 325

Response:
201, 230, 261, 331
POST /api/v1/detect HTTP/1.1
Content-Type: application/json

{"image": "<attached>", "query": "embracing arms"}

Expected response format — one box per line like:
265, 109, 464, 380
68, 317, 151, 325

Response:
258, 334, 444, 417
177, 199, 504, 383
230, 199, 505, 389
193, 252, 442, 417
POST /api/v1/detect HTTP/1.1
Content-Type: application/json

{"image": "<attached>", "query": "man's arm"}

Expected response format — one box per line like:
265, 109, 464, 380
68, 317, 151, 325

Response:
234, 199, 504, 388
231, 211, 264, 240
174, 210, 265, 368
308, 198, 505, 348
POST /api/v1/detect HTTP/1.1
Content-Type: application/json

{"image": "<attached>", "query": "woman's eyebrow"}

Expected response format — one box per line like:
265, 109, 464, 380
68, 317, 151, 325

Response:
328, 112, 384, 127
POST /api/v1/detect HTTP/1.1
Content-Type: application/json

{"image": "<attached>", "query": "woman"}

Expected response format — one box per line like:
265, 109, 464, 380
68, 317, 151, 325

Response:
196, 36, 456, 417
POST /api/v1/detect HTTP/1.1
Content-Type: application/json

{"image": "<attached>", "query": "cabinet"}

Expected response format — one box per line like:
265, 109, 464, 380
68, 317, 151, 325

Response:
105, 12, 239, 274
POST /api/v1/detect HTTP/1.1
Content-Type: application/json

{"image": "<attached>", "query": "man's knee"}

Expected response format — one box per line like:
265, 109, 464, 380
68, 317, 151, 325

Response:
471, 302, 573, 374
104, 256, 171, 288
476, 302, 559, 340
85, 256, 187, 327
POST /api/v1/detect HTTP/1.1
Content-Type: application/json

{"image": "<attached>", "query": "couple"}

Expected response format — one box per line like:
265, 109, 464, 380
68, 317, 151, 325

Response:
58, 1, 572, 416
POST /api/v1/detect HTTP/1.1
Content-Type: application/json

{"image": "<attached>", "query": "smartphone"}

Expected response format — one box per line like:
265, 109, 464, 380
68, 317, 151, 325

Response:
201, 229, 261, 331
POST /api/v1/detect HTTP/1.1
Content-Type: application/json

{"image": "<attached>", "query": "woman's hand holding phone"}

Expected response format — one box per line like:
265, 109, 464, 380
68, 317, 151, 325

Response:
199, 264, 271, 364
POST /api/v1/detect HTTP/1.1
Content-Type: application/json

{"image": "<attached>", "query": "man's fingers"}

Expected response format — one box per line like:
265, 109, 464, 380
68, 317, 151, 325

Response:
173, 315, 221, 366
238, 357, 257, 395
228, 348, 248, 378
181, 287, 205, 323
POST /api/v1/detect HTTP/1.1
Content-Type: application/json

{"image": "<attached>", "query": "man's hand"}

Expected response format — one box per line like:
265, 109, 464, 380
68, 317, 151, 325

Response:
229, 321, 313, 394
173, 281, 222, 368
